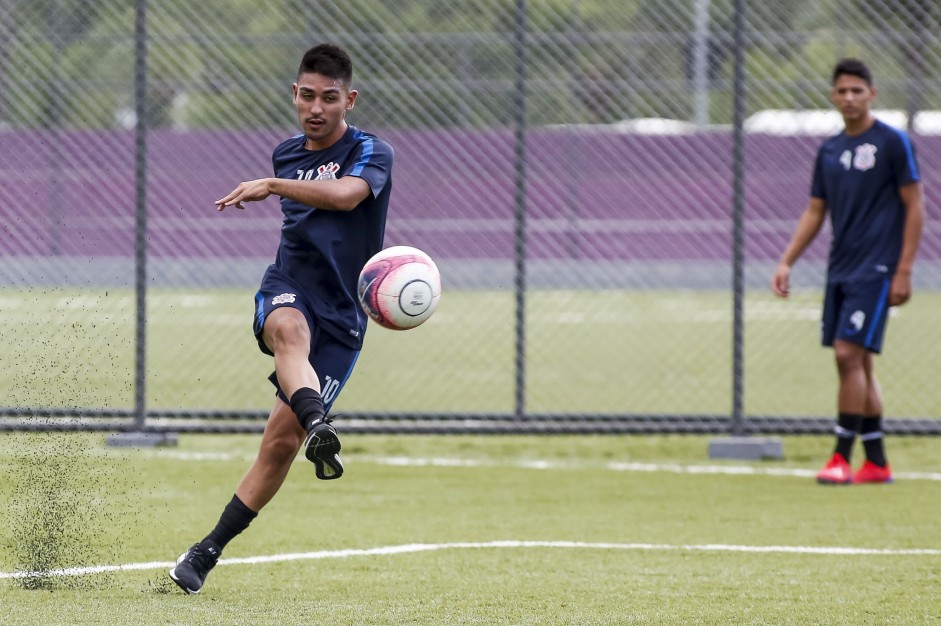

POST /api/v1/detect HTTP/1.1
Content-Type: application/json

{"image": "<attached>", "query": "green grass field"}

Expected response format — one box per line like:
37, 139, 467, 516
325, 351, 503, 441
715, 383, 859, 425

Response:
1, 433, 940, 625
2, 288, 940, 417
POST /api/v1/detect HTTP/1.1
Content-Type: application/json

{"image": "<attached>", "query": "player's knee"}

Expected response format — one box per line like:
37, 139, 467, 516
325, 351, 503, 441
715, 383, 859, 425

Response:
265, 312, 310, 351
833, 342, 865, 375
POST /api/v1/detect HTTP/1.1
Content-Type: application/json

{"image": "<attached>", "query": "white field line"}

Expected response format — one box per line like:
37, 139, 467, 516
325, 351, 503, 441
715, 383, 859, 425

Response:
3, 540, 940, 580
134, 449, 941, 482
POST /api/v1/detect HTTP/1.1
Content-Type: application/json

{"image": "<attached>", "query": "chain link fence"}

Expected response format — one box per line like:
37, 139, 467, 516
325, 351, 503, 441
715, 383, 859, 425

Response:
1, 0, 938, 433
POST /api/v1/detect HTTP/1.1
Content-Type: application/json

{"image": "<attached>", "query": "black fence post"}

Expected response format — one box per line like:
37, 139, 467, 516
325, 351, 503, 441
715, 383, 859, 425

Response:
709, 0, 782, 461
513, 0, 528, 423
107, 0, 177, 448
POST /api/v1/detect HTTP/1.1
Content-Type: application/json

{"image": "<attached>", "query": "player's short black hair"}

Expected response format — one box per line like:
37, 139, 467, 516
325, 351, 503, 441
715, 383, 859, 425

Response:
832, 58, 873, 86
298, 43, 353, 86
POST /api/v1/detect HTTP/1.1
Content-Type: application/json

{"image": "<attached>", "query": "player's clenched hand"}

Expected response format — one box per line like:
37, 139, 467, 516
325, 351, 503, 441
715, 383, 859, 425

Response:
770, 263, 791, 298
215, 178, 273, 211
889, 271, 912, 306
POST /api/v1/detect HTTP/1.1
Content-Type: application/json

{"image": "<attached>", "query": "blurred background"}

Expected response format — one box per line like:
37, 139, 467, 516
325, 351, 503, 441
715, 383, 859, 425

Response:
0, 0, 938, 433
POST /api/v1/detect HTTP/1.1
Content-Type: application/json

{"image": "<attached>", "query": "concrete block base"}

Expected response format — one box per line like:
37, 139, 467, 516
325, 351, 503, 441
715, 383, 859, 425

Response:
708, 437, 784, 460
106, 432, 179, 448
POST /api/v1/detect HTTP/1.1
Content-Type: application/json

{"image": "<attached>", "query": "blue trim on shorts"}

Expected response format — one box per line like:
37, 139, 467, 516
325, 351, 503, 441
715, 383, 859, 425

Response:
324, 351, 361, 414
339, 351, 360, 387
864, 279, 891, 349
254, 290, 265, 330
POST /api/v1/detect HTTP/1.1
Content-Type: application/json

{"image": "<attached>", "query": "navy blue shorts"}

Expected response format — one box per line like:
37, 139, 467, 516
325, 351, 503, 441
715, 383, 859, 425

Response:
821, 278, 892, 353
253, 269, 360, 413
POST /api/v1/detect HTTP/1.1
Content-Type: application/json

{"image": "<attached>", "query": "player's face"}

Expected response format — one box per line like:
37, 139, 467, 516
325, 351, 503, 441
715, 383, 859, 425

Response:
292, 72, 358, 150
830, 74, 875, 125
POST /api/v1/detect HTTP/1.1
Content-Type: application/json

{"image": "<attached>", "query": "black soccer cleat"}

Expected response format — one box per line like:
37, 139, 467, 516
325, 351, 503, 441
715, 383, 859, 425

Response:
304, 416, 344, 480
169, 540, 220, 595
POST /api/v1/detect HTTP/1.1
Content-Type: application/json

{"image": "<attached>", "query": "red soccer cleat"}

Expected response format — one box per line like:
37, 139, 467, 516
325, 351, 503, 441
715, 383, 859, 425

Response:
816, 453, 853, 485
853, 460, 894, 484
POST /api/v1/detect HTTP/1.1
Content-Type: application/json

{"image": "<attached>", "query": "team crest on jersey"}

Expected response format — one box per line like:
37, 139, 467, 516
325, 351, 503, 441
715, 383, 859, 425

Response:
852, 144, 877, 171
272, 293, 296, 305
316, 162, 341, 180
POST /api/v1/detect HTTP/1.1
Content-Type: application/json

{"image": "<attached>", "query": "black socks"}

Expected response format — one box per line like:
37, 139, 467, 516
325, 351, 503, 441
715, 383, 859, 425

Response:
833, 413, 888, 466
204, 494, 258, 550
290, 387, 326, 433
834, 412, 862, 460
860, 416, 887, 467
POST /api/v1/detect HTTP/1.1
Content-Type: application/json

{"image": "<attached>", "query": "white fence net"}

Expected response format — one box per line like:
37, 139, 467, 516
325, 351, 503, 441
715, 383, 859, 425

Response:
1, 0, 938, 430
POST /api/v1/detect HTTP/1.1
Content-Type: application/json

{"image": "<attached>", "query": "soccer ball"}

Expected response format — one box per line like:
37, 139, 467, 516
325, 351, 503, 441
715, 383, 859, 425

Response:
357, 245, 441, 330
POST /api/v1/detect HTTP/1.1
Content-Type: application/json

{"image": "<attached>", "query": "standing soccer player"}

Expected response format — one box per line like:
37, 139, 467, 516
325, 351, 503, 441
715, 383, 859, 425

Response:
771, 58, 924, 485
169, 43, 393, 594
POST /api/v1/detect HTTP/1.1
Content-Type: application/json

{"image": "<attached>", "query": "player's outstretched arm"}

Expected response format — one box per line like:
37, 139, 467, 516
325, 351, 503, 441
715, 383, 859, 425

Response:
216, 176, 371, 212
771, 197, 827, 298
272, 176, 371, 211
215, 178, 275, 210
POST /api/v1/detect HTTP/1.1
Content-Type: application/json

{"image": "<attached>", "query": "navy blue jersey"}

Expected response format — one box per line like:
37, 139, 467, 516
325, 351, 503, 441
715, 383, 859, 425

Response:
269, 125, 393, 348
810, 119, 920, 282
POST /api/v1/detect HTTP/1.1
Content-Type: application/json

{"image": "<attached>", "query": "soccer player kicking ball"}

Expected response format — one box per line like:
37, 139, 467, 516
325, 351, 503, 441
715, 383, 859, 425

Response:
169, 43, 394, 594
771, 58, 924, 486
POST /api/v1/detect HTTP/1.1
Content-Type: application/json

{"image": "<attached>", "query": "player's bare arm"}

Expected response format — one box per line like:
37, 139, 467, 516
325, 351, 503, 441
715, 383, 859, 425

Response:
889, 181, 925, 306
215, 176, 371, 212
771, 197, 827, 298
